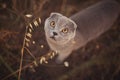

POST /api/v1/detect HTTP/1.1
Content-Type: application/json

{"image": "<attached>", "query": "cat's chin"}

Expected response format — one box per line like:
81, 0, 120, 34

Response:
50, 36, 56, 41
49, 36, 72, 44
55, 39, 71, 45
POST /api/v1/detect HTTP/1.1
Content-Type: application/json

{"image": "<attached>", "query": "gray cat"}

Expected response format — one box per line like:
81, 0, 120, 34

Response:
44, 0, 120, 63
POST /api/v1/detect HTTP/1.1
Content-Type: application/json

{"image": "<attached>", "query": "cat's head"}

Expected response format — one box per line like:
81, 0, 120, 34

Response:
44, 12, 77, 44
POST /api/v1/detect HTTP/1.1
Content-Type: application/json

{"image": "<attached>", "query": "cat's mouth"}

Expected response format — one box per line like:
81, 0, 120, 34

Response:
50, 36, 56, 41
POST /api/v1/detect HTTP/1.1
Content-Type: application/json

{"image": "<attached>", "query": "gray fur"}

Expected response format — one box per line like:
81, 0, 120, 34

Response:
44, 0, 120, 63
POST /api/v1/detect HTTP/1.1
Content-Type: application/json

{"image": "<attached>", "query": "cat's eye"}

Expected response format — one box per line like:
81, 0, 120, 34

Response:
50, 21, 55, 28
61, 28, 69, 33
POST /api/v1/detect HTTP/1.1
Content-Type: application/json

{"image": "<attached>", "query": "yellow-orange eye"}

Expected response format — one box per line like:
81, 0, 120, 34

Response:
50, 21, 55, 28
61, 28, 69, 33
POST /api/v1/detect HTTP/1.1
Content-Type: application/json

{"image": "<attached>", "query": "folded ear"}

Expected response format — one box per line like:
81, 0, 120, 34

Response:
50, 12, 63, 17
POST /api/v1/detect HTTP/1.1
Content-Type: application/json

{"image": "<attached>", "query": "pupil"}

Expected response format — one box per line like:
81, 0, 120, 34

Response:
63, 28, 68, 33
64, 29, 67, 32
51, 21, 55, 27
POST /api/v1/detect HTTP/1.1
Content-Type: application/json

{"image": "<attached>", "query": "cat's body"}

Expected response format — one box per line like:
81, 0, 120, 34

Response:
44, 0, 120, 63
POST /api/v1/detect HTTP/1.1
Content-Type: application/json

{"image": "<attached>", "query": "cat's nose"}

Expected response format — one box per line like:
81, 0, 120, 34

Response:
53, 32, 58, 36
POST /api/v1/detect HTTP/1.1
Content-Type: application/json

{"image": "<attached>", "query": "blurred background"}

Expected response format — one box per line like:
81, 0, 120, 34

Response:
0, 0, 120, 80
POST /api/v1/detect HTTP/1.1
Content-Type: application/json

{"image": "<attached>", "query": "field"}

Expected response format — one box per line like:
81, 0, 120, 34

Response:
0, 0, 120, 80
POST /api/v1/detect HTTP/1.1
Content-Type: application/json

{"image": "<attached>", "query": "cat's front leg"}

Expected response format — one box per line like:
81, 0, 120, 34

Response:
56, 50, 72, 63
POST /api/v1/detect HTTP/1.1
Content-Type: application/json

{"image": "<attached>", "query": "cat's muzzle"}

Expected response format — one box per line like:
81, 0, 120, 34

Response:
50, 36, 56, 41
